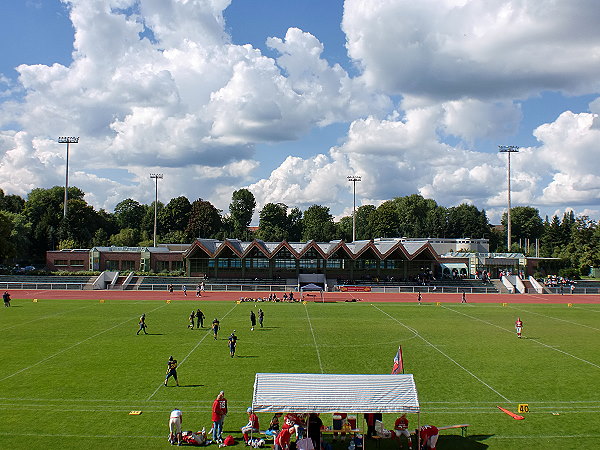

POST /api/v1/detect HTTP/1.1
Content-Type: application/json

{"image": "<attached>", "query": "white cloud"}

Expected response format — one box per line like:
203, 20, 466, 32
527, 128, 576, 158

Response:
343, 0, 600, 102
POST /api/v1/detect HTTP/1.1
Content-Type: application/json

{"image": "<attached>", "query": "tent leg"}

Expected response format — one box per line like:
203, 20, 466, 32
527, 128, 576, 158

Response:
417, 413, 420, 450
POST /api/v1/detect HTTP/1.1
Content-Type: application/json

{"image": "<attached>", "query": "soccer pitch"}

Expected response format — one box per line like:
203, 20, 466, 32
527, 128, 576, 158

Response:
1, 298, 599, 449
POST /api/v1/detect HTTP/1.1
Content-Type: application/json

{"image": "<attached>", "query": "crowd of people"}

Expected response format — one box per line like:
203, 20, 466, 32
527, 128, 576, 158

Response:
239, 292, 298, 303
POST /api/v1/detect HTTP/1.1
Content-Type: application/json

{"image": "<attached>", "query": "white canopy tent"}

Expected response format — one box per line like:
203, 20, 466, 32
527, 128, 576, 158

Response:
251, 373, 420, 414
300, 283, 324, 302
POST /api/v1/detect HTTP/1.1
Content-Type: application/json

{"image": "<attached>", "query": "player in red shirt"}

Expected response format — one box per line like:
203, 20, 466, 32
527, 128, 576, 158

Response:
275, 425, 296, 450
419, 425, 438, 450
241, 407, 260, 444
394, 414, 412, 449
211, 391, 228, 442
515, 317, 523, 338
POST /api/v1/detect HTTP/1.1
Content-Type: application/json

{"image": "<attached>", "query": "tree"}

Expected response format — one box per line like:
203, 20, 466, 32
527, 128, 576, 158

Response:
446, 204, 489, 239
390, 194, 439, 237
336, 216, 353, 242
356, 205, 377, 240
229, 189, 256, 233
186, 199, 223, 239
60, 198, 104, 248
256, 203, 289, 241
372, 201, 399, 238
159, 196, 192, 233
0, 211, 16, 262
287, 207, 303, 242
501, 206, 543, 250
109, 228, 140, 247
114, 199, 145, 230
0, 189, 25, 213
302, 205, 335, 242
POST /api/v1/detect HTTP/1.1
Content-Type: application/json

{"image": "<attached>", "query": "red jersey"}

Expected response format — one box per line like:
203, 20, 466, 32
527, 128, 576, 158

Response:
211, 397, 228, 421
248, 413, 259, 429
515, 320, 523, 328
275, 428, 293, 448
419, 425, 438, 441
394, 416, 408, 430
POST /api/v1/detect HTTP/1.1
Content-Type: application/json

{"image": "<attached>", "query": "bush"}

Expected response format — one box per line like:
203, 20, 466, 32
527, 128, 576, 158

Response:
558, 268, 580, 280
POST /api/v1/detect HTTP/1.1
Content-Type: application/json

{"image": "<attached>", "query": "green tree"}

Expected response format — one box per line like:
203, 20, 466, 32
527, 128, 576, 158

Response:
109, 228, 140, 247
256, 203, 289, 241
287, 207, 303, 242
0, 189, 25, 213
336, 216, 353, 242
114, 199, 145, 230
356, 205, 377, 240
0, 211, 16, 262
229, 189, 256, 233
501, 206, 543, 251
186, 199, 223, 239
159, 196, 192, 233
372, 201, 399, 238
61, 198, 104, 247
390, 194, 438, 237
447, 204, 489, 238
302, 205, 335, 242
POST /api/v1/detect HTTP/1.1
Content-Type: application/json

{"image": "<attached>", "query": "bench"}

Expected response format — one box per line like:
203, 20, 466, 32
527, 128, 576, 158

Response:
437, 424, 470, 437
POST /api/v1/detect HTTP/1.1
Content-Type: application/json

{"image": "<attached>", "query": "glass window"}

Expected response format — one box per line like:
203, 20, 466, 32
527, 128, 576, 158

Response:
70, 260, 84, 266
121, 260, 135, 270
274, 259, 296, 269
54, 260, 68, 266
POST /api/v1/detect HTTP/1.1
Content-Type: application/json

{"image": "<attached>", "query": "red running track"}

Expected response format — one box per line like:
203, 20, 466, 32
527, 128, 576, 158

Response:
9, 289, 600, 304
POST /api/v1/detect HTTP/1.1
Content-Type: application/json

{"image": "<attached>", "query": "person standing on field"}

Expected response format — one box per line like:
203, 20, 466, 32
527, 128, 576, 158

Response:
212, 318, 220, 339
515, 317, 523, 338
196, 309, 205, 328
250, 310, 257, 330
169, 408, 183, 445
228, 330, 238, 357
187, 310, 196, 329
212, 391, 228, 442
164, 356, 180, 386
136, 313, 147, 335
461, 292, 467, 303
182, 284, 187, 296
258, 308, 264, 327
3, 291, 10, 307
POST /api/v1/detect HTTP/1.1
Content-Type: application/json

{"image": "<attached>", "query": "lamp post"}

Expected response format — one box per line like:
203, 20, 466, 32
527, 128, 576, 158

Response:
150, 173, 163, 247
58, 136, 79, 218
498, 145, 519, 250
347, 175, 361, 242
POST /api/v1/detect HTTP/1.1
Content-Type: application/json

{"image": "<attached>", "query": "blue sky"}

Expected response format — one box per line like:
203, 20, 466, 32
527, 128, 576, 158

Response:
1, 0, 600, 225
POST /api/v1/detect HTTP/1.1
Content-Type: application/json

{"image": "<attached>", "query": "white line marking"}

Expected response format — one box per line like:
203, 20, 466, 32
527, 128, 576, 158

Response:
304, 303, 324, 374
444, 306, 600, 369
371, 304, 511, 402
509, 305, 600, 331
0, 303, 95, 332
146, 302, 239, 401
0, 303, 166, 383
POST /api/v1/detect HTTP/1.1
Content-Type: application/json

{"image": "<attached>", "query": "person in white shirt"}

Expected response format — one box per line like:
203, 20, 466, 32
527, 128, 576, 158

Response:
169, 408, 183, 445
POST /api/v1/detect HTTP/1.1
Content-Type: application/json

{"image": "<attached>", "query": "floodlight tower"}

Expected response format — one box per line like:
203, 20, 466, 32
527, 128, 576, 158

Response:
150, 173, 163, 247
498, 145, 520, 250
347, 175, 362, 242
58, 136, 79, 218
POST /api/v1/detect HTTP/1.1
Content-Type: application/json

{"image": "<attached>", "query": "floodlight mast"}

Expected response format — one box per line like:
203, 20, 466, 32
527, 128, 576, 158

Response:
498, 145, 520, 250
347, 175, 362, 242
58, 136, 79, 219
150, 173, 163, 247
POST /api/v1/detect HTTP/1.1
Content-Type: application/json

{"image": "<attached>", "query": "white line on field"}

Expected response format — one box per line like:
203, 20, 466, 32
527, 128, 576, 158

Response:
371, 304, 511, 402
0, 302, 167, 383
303, 303, 324, 374
509, 305, 600, 331
444, 306, 600, 370
0, 303, 95, 332
571, 306, 600, 313
146, 302, 239, 401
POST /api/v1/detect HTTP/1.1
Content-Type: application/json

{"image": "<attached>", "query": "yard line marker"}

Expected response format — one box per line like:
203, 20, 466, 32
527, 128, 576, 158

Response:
371, 304, 511, 402
0, 303, 167, 383
146, 302, 239, 401
303, 303, 324, 374
0, 303, 95, 332
509, 306, 600, 332
444, 306, 600, 370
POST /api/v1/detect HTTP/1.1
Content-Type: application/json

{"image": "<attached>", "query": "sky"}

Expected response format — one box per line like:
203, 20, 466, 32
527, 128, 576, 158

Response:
1, 0, 600, 226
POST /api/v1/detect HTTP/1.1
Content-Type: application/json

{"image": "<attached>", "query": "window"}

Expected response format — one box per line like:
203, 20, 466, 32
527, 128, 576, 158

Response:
70, 260, 84, 267
105, 260, 118, 271
274, 259, 296, 269
156, 260, 170, 272
54, 260, 68, 266
121, 260, 135, 271
245, 258, 270, 268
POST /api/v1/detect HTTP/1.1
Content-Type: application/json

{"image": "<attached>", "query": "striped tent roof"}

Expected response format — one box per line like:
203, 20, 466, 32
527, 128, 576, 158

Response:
251, 373, 420, 414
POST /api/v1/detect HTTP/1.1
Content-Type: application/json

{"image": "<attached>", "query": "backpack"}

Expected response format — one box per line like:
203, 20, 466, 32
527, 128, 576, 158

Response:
223, 435, 235, 446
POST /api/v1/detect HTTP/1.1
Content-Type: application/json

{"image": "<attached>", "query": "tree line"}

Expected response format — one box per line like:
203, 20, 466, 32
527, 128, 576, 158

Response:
0, 187, 598, 275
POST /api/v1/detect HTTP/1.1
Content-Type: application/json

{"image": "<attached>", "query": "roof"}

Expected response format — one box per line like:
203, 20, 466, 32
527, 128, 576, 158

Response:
251, 373, 420, 414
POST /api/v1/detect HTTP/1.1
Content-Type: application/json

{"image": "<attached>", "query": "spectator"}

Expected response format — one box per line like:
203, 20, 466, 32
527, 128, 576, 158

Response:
241, 407, 260, 444
212, 391, 228, 442
169, 408, 183, 445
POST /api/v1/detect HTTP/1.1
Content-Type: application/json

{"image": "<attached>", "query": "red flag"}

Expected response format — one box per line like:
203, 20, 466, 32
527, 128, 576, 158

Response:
391, 346, 403, 374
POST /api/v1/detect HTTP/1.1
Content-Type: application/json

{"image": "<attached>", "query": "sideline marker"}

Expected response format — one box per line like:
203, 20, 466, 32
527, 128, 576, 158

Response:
502, 302, 508, 307
99, 299, 105, 303
166, 299, 171, 304
567, 303, 573, 307
32, 299, 38, 302
436, 302, 441, 306
497, 405, 525, 420
129, 410, 142, 415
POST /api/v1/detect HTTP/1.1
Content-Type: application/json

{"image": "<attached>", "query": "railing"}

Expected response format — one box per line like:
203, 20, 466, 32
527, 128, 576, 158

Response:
137, 283, 293, 292
0, 282, 91, 290
356, 286, 499, 294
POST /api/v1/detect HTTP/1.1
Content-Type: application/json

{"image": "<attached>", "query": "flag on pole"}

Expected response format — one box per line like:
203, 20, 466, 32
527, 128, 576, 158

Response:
391, 346, 404, 374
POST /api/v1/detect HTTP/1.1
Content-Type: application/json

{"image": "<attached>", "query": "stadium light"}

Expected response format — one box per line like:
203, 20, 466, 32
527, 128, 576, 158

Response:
498, 145, 520, 250
58, 136, 79, 218
347, 175, 362, 242
150, 173, 163, 247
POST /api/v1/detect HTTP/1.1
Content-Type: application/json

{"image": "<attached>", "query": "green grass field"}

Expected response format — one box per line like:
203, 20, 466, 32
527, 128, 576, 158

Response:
1, 298, 599, 449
